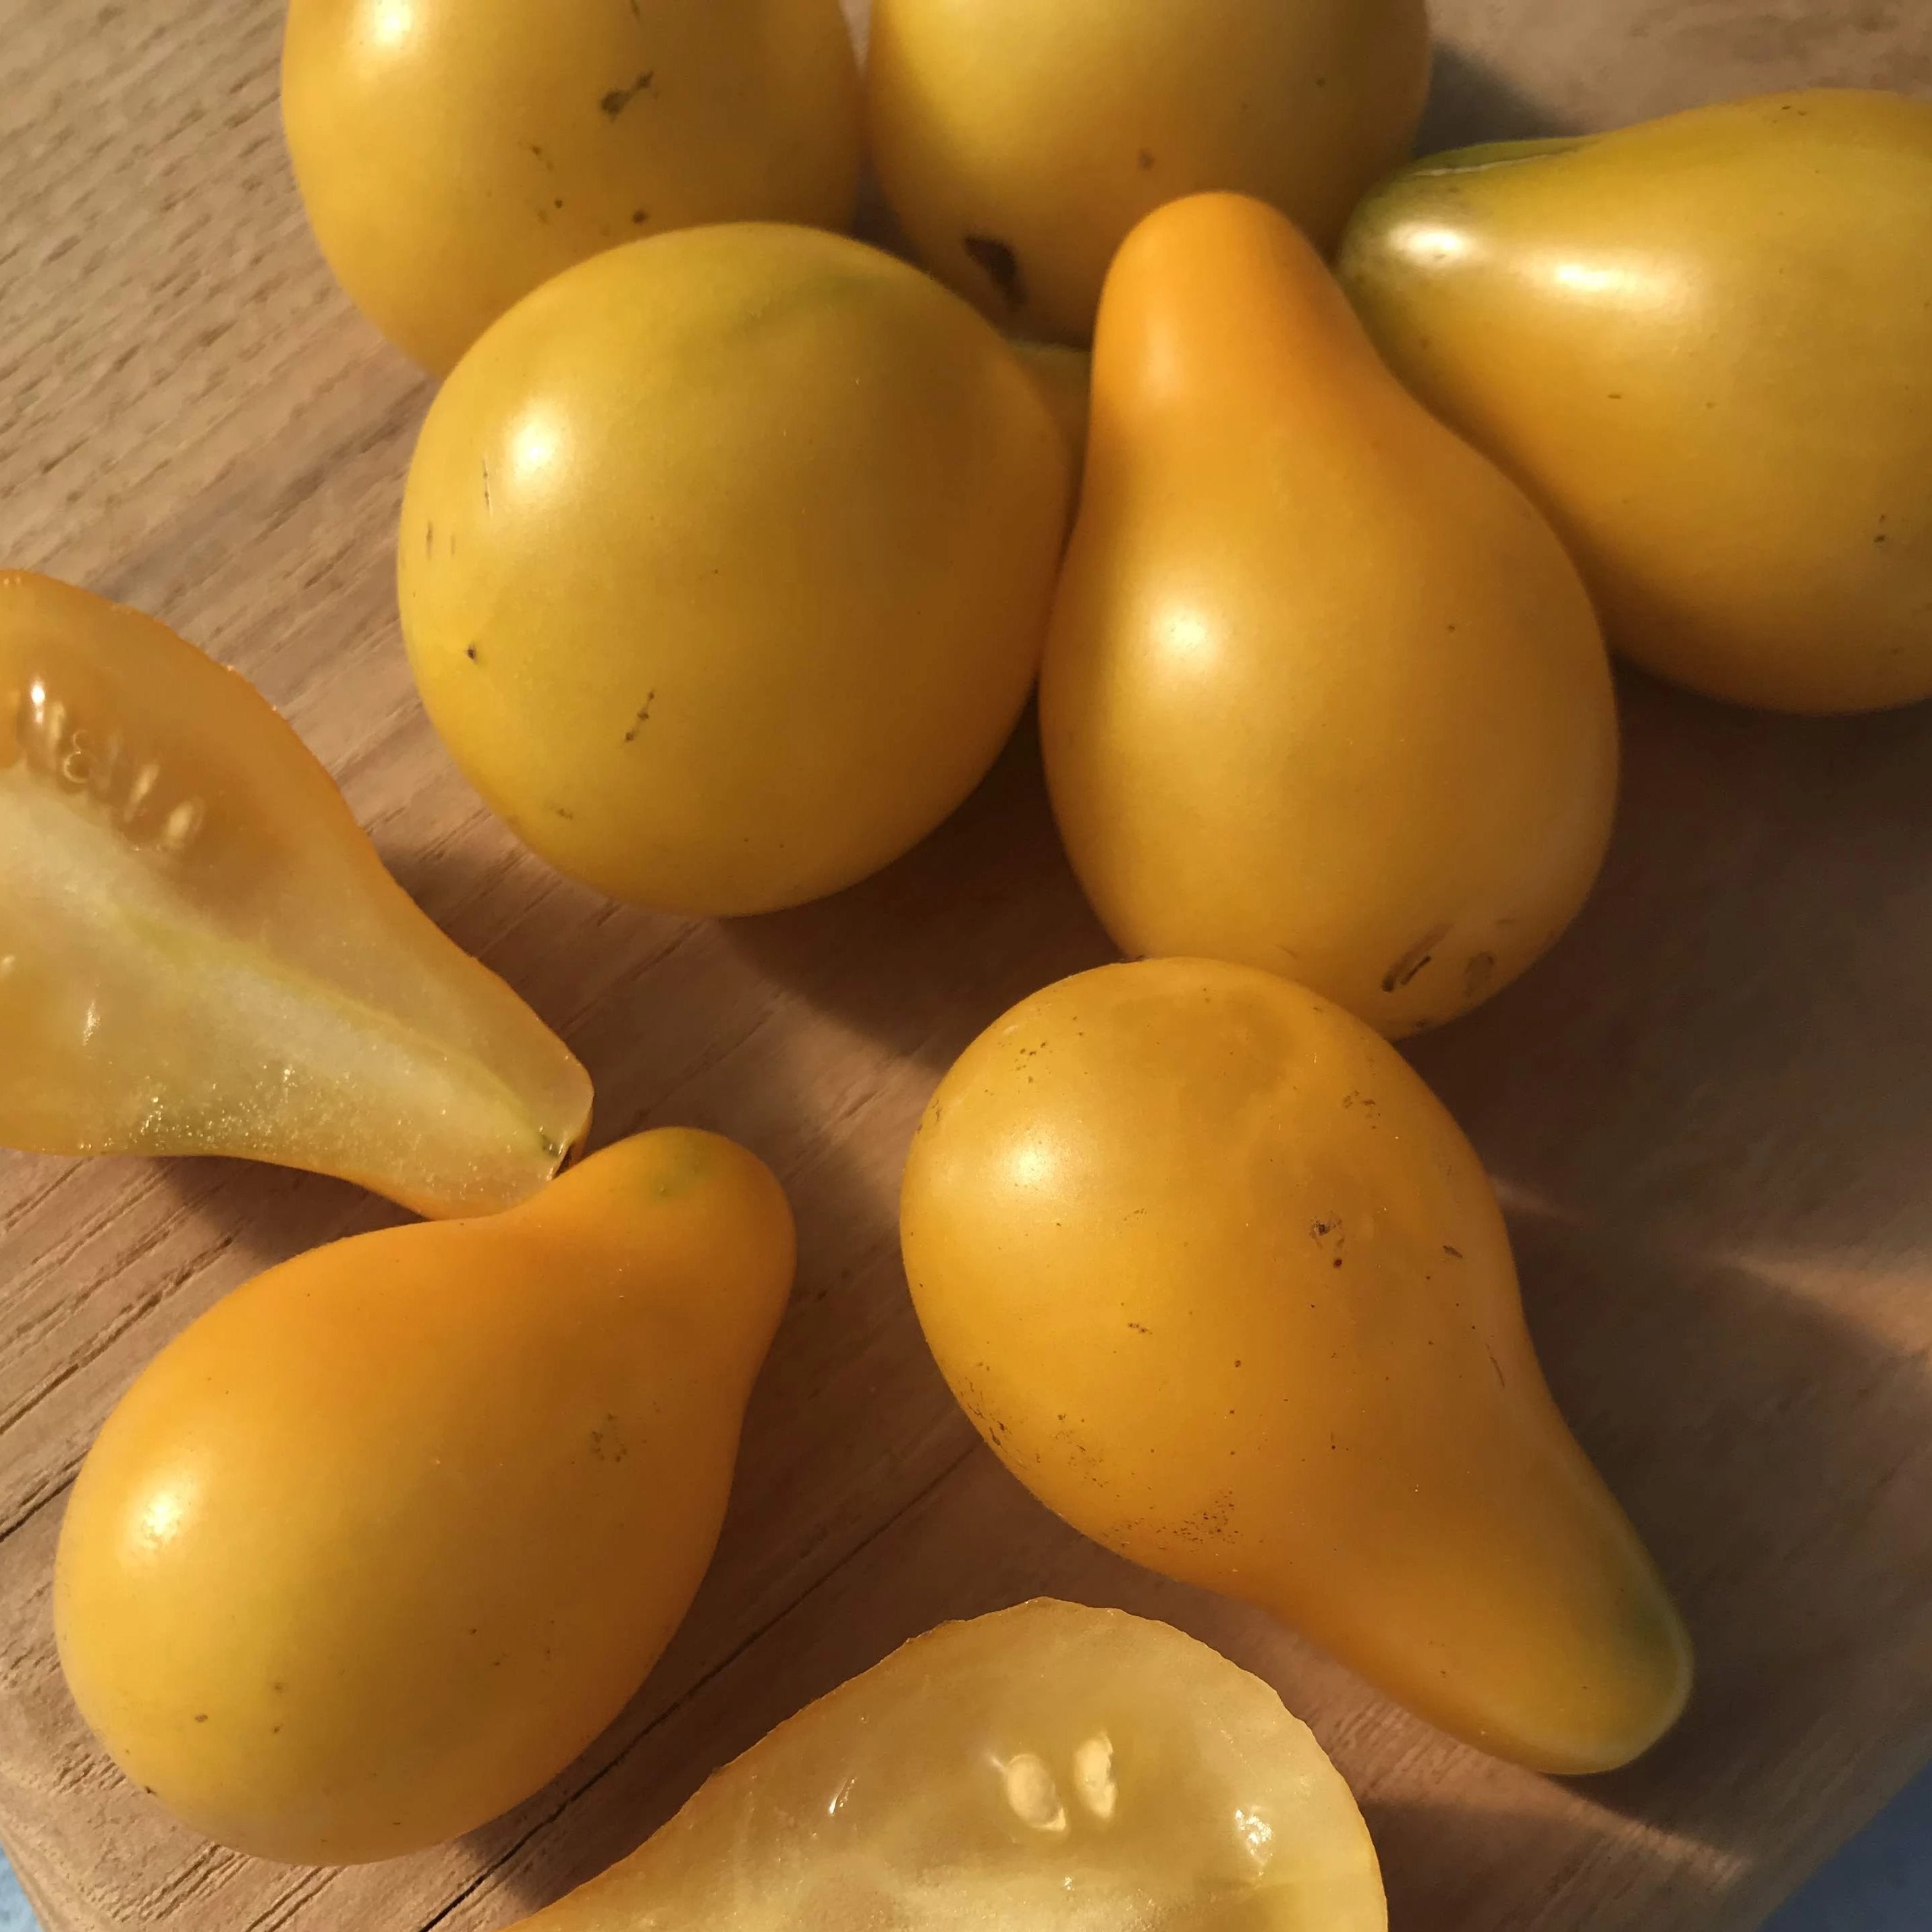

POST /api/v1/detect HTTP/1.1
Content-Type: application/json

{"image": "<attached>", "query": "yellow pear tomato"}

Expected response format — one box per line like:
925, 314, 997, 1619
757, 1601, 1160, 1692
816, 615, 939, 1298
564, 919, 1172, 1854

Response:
56, 1130, 794, 1864
1340, 90, 1932, 713
902, 960, 1692, 1774
1041, 194, 1616, 1037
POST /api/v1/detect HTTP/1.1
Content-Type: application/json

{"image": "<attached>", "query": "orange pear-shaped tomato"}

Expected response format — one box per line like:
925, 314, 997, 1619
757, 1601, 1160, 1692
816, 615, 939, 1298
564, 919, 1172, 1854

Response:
902, 960, 1693, 1773
56, 1128, 794, 1864
0, 572, 589, 1215
1041, 194, 1618, 1037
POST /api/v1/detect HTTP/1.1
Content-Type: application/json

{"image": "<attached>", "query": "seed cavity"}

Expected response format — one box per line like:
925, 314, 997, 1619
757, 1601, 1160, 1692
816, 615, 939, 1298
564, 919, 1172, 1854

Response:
159, 798, 206, 856
59, 725, 103, 789
30, 694, 70, 774
13, 674, 209, 855
86, 732, 125, 800
121, 760, 161, 825
1073, 1733, 1117, 1821
1002, 1752, 1068, 1833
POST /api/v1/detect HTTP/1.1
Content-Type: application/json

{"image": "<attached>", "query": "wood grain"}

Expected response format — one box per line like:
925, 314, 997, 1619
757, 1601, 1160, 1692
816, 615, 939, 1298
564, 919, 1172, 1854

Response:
3, 1, 1929, 1926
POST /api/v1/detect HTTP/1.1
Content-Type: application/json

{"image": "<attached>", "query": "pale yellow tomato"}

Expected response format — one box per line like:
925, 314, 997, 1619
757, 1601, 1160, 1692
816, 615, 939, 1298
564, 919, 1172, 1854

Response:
902, 960, 1692, 1775
282, 0, 862, 373
0, 572, 588, 1217
512, 1602, 1387, 1931
867, 0, 1431, 343
399, 223, 1070, 916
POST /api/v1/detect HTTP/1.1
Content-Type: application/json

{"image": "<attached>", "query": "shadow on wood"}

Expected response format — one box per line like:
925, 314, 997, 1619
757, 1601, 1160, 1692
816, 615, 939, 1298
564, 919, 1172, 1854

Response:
1408, 671, 1932, 1895
1366, 1793, 1721, 1931
721, 715, 1114, 1076
1410, 671, 1932, 1269
1417, 43, 1583, 156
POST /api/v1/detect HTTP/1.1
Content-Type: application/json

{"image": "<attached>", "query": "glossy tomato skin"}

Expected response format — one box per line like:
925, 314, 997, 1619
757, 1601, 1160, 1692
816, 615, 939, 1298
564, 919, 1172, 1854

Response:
282, 0, 862, 373
901, 960, 1692, 1774
868, 0, 1430, 344
1041, 194, 1616, 1037
399, 223, 1070, 918
55, 1130, 794, 1865
1340, 90, 1932, 713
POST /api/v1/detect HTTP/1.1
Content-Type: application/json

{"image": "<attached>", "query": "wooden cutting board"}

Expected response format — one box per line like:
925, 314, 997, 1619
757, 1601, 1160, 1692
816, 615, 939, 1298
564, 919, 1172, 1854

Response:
3, 1, 1929, 1926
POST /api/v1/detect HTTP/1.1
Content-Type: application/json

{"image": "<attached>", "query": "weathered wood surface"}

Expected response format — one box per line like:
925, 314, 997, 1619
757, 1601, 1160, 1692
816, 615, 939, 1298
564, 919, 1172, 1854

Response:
2, 0, 1929, 1925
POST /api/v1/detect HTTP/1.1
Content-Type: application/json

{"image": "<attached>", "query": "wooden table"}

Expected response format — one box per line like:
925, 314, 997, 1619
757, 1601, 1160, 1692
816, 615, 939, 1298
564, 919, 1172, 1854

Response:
3, 1, 1929, 1925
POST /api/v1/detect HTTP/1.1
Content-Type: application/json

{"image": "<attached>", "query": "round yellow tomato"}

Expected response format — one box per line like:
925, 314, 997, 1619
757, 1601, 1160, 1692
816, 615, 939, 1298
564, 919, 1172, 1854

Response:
399, 223, 1071, 916
901, 960, 1692, 1774
282, 0, 862, 373
867, 0, 1431, 343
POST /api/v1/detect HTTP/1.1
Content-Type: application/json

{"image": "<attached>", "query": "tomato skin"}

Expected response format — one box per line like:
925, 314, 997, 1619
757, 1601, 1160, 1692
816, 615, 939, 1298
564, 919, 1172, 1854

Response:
867, 0, 1430, 344
282, 0, 862, 374
399, 223, 1070, 918
1041, 193, 1616, 1038
1340, 89, 1932, 713
55, 1130, 794, 1865
902, 959, 1692, 1774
